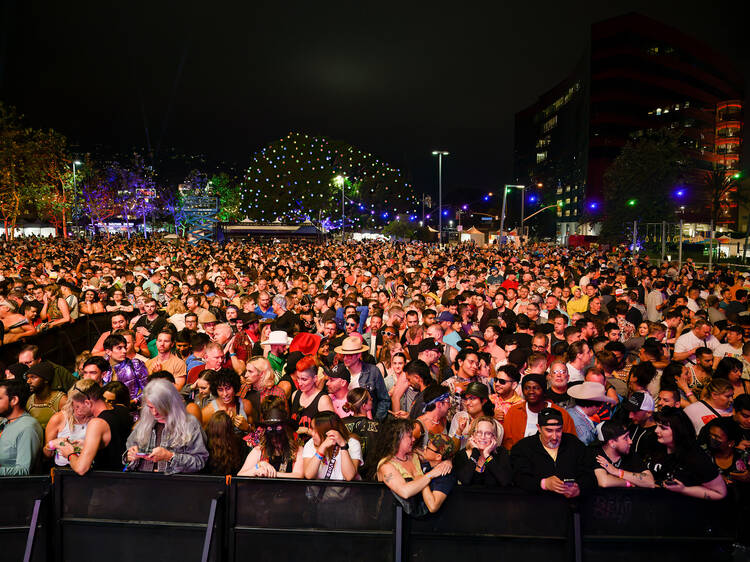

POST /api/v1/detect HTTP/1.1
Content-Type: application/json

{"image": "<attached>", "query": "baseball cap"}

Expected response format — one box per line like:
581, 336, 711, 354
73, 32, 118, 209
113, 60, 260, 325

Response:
437, 311, 455, 323
538, 407, 564, 427
622, 391, 655, 412
327, 362, 351, 383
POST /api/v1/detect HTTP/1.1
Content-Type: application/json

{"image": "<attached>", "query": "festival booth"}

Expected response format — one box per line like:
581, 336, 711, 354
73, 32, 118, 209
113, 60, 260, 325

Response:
460, 226, 485, 245
13, 220, 57, 238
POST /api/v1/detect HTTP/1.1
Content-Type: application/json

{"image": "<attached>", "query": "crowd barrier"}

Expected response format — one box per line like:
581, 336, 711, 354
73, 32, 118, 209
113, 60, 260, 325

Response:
0, 313, 110, 370
1, 470, 742, 562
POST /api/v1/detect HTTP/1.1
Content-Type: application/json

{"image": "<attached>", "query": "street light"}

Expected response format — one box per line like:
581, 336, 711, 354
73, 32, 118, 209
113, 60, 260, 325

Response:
432, 151, 449, 245
334, 175, 346, 241
67, 160, 83, 238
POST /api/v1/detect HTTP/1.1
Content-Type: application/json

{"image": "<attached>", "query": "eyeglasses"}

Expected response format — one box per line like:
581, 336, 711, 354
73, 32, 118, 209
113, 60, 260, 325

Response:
382, 331, 396, 337
346, 322, 357, 327
551, 370, 567, 375
494, 379, 513, 385
473, 431, 495, 438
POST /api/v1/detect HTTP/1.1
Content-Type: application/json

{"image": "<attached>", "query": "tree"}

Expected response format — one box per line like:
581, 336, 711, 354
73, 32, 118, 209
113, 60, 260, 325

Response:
0, 103, 38, 239
599, 130, 686, 241
31, 129, 77, 237
211, 173, 242, 222
698, 167, 741, 229
382, 219, 418, 240
78, 159, 119, 234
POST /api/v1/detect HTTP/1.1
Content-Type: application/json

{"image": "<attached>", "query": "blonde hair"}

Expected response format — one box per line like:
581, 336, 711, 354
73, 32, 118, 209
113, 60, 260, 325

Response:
61, 379, 98, 427
246, 356, 275, 390
468, 416, 498, 440
166, 298, 187, 316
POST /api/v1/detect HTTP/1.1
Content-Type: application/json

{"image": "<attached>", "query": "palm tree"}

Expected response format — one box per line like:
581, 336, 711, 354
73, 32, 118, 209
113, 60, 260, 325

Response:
697, 166, 740, 267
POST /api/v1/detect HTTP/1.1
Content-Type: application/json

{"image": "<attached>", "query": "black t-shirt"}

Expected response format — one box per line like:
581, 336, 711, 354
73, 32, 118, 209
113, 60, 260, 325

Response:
421, 460, 457, 495
588, 444, 646, 474
645, 446, 719, 487
628, 424, 662, 459
94, 405, 131, 471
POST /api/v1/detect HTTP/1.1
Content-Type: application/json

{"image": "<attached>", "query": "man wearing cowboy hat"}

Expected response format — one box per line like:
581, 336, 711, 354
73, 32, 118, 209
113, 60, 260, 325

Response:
565, 382, 616, 445
261, 330, 291, 381
334, 336, 389, 421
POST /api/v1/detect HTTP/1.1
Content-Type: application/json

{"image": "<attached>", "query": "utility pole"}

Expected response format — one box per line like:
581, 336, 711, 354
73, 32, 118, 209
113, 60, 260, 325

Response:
432, 151, 449, 245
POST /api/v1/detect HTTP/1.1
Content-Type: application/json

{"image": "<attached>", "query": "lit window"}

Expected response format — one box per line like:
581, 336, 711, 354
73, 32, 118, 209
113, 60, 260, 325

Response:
542, 116, 558, 133
656, 108, 662, 116
556, 187, 563, 194
536, 152, 548, 163
565, 198, 571, 205
684, 101, 690, 108
565, 210, 570, 217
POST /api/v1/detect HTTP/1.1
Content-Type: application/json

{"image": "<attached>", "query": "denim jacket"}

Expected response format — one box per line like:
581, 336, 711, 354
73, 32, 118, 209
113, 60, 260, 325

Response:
123, 415, 208, 474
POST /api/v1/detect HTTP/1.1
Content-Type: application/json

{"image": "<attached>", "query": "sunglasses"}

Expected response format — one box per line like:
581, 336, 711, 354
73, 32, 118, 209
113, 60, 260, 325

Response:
346, 322, 357, 327
494, 378, 513, 385
382, 331, 396, 337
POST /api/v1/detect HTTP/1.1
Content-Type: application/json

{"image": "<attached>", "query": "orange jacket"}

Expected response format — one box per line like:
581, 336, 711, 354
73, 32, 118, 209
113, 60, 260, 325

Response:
501, 401, 577, 450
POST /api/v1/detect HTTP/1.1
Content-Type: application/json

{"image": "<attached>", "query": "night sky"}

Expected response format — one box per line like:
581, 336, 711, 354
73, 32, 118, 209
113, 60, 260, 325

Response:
1, 0, 748, 203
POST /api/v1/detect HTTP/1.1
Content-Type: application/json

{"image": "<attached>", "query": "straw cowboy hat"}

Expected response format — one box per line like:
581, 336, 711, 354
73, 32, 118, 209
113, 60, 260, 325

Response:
567, 382, 616, 404
333, 336, 369, 355
260, 330, 291, 346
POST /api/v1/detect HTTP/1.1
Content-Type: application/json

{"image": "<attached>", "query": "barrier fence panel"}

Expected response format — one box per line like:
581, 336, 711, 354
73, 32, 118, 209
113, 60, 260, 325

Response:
228, 477, 397, 562
0, 313, 110, 371
54, 470, 227, 562
406, 488, 573, 562
579, 488, 737, 562
0, 476, 52, 562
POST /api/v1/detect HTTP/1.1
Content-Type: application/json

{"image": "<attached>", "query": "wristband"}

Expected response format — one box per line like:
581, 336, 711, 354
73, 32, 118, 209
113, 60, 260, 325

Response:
255, 463, 260, 470
314, 452, 325, 462
685, 391, 693, 397
618, 469, 625, 479
540, 478, 547, 490
485, 455, 493, 464
341, 442, 349, 450
625, 481, 633, 488
67, 452, 80, 461
230, 353, 237, 358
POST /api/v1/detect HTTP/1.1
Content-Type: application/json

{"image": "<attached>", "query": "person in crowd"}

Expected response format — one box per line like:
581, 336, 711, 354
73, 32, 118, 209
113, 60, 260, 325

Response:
391, 359, 433, 420
713, 356, 750, 398
39, 284, 71, 329
591, 420, 655, 488
375, 418, 452, 514
290, 356, 334, 438
101, 334, 149, 403
201, 369, 253, 434
342, 388, 379, 465
0, 298, 36, 344
81, 356, 110, 385
511, 408, 596, 497
546, 360, 573, 408
102, 381, 131, 410
413, 385, 450, 445
623, 391, 661, 458
647, 407, 727, 500
303, 411, 361, 481
326, 362, 352, 418
57, 382, 131, 474
489, 365, 523, 422
566, 381, 616, 445
699, 417, 750, 486
238, 405, 305, 478
335, 335, 390, 421
0, 379, 42, 475
25, 362, 67, 431
683, 378, 734, 434
453, 416, 512, 486
240, 356, 286, 413
417, 432, 458, 512
17, 344, 76, 392
502, 373, 576, 450
79, 289, 106, 316
145, 330, 187, 390
124, 379, 208, 473
449, 382, 502, 445
44, 379, 97, 467
204, 411, 246, 475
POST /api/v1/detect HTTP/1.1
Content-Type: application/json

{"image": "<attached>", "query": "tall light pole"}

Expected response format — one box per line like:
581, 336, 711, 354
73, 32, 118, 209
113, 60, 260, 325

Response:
499, 184, 525, 243
66, 160, 82, 238
334, 175, 346, 241
432, 151, 449, 245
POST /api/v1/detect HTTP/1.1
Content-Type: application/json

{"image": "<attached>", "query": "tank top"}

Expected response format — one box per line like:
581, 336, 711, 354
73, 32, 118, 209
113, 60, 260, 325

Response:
26, 391, 65, 430
290, 389, 327, 438
210, 398, 249, 434
94, 405, 131, 471
55, 418, 88, 466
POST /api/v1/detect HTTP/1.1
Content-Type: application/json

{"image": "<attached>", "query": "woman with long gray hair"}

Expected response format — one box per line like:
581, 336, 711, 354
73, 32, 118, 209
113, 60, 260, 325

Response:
124, 379, 208, 474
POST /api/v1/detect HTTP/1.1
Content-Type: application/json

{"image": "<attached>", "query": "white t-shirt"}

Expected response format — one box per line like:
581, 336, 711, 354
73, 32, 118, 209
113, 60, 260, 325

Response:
714, 343, 743, 361
524, 405, 539, 437
566, 362, 584, 383
683, 401, 731, 433
674, 331, 719, 361
302, 437, 363, 480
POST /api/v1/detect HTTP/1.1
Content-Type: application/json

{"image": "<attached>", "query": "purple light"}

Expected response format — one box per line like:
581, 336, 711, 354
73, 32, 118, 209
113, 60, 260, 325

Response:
442, 210, 449, 216
425, 214, 431, 219
588, 202, 598, 210
528, 195, 537, 203
461, 204, 468, 210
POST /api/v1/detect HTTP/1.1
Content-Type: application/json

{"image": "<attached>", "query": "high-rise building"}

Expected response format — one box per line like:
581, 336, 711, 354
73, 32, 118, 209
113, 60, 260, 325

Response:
513, 13, 744, 240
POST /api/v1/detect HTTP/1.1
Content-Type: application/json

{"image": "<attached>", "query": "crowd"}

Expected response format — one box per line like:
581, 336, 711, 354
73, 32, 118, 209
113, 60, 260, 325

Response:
1, 235, 750, 516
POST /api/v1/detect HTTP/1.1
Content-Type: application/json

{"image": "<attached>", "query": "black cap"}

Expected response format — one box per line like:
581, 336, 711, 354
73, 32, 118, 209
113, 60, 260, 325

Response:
327, 362, 351, 383
462, 381, 489, 400
284, 351, 305, 375
538, 407, 563, 427
6, 362, 29, 380
417, 337, 443, 354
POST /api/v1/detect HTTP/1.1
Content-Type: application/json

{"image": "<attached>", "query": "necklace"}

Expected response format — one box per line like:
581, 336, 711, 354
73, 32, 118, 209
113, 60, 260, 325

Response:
394, 453, 410, 462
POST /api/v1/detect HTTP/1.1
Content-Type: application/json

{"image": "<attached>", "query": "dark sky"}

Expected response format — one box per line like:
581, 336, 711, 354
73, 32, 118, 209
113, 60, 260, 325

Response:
1, 0, 748, 203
